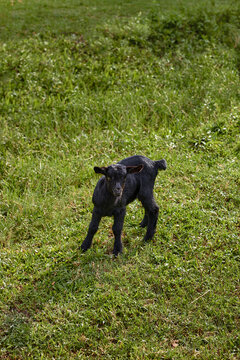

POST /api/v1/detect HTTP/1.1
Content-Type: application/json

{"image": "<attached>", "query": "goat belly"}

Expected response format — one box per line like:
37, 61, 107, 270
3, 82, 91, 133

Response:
124, 176, 139, 204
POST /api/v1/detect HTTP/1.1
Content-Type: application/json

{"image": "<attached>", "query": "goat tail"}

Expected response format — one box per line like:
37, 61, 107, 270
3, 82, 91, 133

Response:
155, 159, 167, 171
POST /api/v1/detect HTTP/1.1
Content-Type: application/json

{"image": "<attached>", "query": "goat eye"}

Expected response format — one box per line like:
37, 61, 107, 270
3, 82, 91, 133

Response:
106, 176, 111, 181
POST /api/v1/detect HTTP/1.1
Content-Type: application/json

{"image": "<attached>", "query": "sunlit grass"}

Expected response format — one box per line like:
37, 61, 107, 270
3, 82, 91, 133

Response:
0, 0, 239, 358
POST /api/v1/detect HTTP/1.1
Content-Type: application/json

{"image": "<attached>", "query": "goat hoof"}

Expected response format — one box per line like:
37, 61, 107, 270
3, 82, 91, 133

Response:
113, 252, 121, 258
143, 236, 152, 242
113, 248, 122, 257
80, 243, 89, 252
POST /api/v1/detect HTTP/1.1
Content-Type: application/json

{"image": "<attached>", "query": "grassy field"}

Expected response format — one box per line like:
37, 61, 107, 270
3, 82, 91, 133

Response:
0, 0, 240, 358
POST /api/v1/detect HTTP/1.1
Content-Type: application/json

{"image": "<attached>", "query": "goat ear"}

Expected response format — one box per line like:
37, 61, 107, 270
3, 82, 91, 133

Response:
94, 166, 107, 175
126, 164, 144, 174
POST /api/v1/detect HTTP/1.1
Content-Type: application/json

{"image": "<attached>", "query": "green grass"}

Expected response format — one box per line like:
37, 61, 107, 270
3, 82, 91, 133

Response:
0, 0, 240, 359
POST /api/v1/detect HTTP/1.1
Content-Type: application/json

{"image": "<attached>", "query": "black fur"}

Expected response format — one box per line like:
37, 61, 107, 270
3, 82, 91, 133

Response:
81, 155, 167, 256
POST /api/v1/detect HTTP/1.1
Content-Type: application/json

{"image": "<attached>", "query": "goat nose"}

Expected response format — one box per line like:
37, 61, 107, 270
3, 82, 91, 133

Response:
113, 184, 122, 196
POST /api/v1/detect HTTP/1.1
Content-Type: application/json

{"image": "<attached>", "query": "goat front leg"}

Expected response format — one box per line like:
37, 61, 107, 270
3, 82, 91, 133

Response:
81, 207, 102, 252
112, 208, 126, 256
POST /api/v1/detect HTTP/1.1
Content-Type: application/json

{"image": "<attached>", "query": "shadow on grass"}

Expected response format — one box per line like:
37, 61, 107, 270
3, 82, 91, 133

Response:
1, 247, 107, 350
1, 239, 145, 353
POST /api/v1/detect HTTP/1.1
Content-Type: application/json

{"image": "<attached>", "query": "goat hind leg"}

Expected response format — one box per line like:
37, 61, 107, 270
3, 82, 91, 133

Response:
139, 193, 159, 241
140, 211, 148, 228
144, 204, 159, 241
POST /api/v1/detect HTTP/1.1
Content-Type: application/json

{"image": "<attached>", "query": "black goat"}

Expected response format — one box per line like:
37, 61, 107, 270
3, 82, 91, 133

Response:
81, 155, 167, 256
